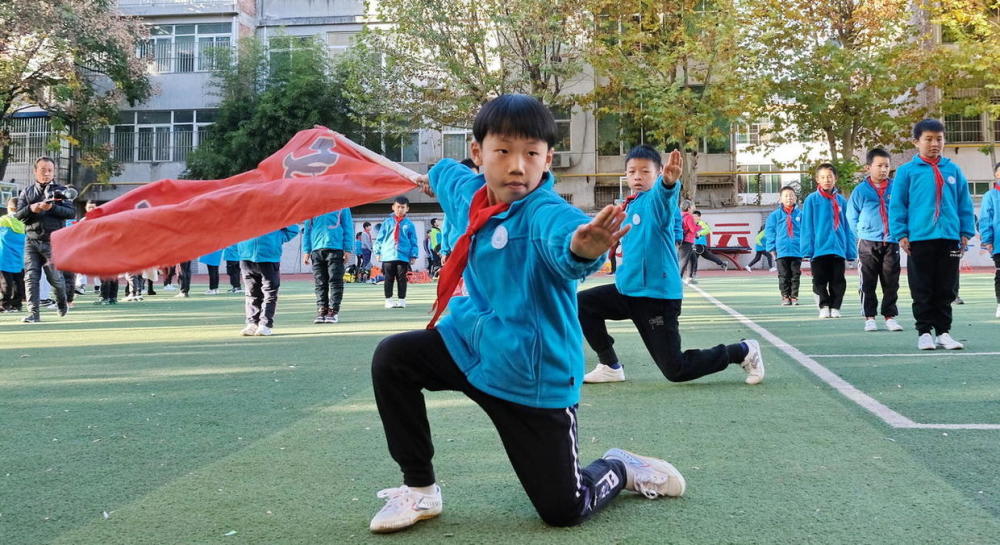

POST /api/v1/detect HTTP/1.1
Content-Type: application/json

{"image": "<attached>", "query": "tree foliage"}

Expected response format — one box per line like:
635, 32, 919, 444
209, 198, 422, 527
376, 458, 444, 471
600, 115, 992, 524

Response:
0, 0, 151, 183
933, 1, 1000, 127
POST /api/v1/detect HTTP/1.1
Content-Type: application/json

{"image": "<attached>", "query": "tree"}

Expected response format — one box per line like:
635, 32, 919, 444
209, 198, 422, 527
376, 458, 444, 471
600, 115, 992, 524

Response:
185, 36, 360, 179
740, 0, 943, 187
342, 0, 592, 130
586, 0, 747, 199
0, 0, 151, 183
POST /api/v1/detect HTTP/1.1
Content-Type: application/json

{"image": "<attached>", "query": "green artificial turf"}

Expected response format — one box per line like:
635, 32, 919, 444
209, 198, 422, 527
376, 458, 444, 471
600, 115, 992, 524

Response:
2, 274, 999, 544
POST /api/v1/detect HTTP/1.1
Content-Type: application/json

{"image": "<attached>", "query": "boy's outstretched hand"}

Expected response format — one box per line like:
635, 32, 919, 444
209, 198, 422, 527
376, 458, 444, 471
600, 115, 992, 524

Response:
571, 205, 631, 260
662, 149, 683, 185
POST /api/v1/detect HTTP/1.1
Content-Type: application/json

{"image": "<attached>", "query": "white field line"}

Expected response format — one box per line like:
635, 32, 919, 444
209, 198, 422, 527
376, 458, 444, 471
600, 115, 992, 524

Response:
809, 352, 1000, 358
690, 284, 1000, 431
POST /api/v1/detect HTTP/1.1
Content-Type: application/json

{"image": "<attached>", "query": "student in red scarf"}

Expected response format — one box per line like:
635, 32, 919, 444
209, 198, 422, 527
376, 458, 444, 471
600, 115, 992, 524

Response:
368, 95, 686, 534
847, 148, 904, 333
764, 186, 804, 305
374, 196, 419, 308
889, 119, 975, 351
800, 163, 857, 319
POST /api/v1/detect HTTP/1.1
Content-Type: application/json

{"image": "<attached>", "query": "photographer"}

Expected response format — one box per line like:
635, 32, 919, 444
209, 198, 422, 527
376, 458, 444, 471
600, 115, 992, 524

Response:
13, 157, 75, 322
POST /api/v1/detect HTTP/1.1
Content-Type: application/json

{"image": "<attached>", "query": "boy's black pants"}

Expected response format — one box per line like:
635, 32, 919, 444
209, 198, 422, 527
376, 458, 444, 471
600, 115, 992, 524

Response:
810, 254, 846, 309
577, 284, 744, 382
225, 260, 241, 289
100, 278, 119, 301
775, 257, 802, 299
382, 260, 409, 299
695, 245, 727, 268
747, 251, 773, 269
857, 240, 900, 318
1, 270, 24, 310
206, 265, 219, 290
241, 261, 280, 328
994, 254, 1000, 303
62, 270, 76, 302
907, 239, 960, 335
679, 242, 698, 278
178, 261, 192, 295
372, 329, 626, 527
311, 249, 345, 312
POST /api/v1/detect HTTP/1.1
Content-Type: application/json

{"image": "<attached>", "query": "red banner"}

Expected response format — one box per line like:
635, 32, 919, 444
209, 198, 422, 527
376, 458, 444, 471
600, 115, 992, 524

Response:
53, 128, 416, 276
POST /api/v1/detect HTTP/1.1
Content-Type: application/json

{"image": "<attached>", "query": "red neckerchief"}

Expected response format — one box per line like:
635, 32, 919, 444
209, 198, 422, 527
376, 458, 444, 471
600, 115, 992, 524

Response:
867, 177, 890, 239
994, 182, 1000, 192
427, 186, 510, 329
817, 187, 841, 230
392, 214, 405, 244
622, 192, 639, 212
920, 155, 945, 222
783, 205, 796, 238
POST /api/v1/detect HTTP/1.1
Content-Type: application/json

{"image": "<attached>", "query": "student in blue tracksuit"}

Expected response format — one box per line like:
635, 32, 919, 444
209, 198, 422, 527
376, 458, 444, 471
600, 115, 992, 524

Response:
800, 163, 857, 319
237, 225, 299, 336
889, 119, 976, 351
847, 148, 904, 332
577, 144, 763, 386
302, 207, 354, 323
765, 186, 803, 305
369, 95, 686, 534
981, 162, 1000, 318
199, 249, 224, 295
374, 196, 418, 308
222, 243, 242, 293
1, 197, 27, 311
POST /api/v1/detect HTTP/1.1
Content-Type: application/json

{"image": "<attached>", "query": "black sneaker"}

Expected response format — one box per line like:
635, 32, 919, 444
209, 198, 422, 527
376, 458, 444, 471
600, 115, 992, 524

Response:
22, 313, 40, 323
314, 311, 328, 324
58, 306, 68, 317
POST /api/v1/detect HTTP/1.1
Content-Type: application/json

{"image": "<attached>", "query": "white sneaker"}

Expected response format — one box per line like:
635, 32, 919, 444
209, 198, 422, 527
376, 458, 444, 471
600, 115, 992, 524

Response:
744, 265, 752, 272
134, 295, 143, 302
917, 333, 936, 350
603, 448, 685, 498
369, 485, 442, 533
204, 289, 219, 295
864, 319, 878, 332
395, 299, 407, 308
682, 277, 690, 285
240, 324, 257, 336
818, 307, 831, 319
885, 318, 904, 332
936, 332, 964, 350
255, 325, 272, 336
123, 295, 134, 302
385, 298, 394, 309
163, 284, 178, 291
995, 304, 1000, 319
740, 339, 765, 385
174, 292, 189, 298
830, 308, 842, 318
768, 266, 777, 272
584, 363, 626, 383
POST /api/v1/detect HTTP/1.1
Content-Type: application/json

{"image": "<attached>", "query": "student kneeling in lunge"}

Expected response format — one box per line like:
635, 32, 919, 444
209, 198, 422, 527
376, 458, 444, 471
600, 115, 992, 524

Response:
577, 144, 764, 386
369, 95, 686, 534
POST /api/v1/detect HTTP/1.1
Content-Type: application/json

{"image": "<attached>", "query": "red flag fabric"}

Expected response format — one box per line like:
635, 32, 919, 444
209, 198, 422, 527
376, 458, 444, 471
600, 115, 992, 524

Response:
52, 127, 416, 276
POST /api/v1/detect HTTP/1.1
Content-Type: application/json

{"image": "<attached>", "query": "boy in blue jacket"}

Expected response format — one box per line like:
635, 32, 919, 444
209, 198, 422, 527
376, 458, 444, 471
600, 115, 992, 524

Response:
765, 186, 803, 305
982, 162, 1000, 319
369, 95, 686, 534
1, 197, 26, 312
374, 196, 418, 308
847, 148, 904, 332
302, 208, 353, 323
801, 163, 857, 319
889, 119, 975, 350
578, 144, 763, 385
237, 225, 299, 336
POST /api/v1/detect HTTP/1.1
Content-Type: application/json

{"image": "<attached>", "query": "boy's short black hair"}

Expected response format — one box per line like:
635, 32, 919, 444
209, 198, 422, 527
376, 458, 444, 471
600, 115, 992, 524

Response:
430, 218, 439, 227
993, 161, 1000, 171
363, 221, 371, 228
779, 185, 797, 195
472, 94, 557, 149
816, 162, 837, 176
393, 196, 410, 206
625, 144, 662, 169
866, 148, 891, 165
459, 158, 477, 170
356, 231, 362, 238
913, 118, 945, 139
693, 210, 702, 216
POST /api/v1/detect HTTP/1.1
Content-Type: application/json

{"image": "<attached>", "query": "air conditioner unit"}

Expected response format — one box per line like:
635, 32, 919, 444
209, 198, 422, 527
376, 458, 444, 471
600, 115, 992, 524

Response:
551, 153, 572, 169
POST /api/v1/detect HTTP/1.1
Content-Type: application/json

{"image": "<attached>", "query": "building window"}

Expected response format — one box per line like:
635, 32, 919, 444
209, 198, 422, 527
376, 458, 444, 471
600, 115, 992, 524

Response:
550, 106, 572, 152
442, 131, 472, 161
138, 23, 232, 74
327, 31, 355, 60
269, 35, 316, 73
735, 122, 763, 146
112, 110, 215, 163
383, 132, 420, 163
3, 115, 51, 165
945, 114, 983, 143
739, 164, 782, 194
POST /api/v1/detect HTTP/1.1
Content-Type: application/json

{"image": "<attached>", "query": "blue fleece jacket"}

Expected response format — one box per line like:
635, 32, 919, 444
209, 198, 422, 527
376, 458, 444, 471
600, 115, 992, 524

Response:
199, 250, 223, 267
848, 178, 896, 243
222, 243, 241, 262
0, 215, 26, 273
980, 187, 1000, 256
889, 155, 975, 243
800, 189, 857, 260
374, 214, 418, 262
302, 208, 354, 253
616, 178, 684, 299
238, 226, 299, 263
764, 205, 803, 258
429, 158, 604, 409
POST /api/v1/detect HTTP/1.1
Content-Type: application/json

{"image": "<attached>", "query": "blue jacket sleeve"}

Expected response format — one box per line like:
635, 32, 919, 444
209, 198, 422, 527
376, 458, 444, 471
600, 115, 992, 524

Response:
282, 224, 300, 243
406, 219, 419, 260
373, 216, 390, 257
765, 212, 777, 253
842, 196, 857, 260
889, 167, 910, 241
533, 202, 604, 280
799, 197, 814, 258
955, 168, 976, 239
341, 209, 354, 252
982, 193, 995, 248
846, 187, 863, 236
301, 219, 313, 253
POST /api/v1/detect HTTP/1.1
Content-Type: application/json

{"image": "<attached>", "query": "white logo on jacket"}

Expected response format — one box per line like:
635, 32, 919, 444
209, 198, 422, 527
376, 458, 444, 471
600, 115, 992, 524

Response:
947, 176, 956, 185
632, 214, 641, 225
491, 225, 508, 249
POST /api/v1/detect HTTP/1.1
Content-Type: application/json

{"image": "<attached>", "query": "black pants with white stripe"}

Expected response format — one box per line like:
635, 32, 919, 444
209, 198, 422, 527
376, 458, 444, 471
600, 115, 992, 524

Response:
371, 329, 626, 527
857, 240, 900, 318
994, 254, 1000, 303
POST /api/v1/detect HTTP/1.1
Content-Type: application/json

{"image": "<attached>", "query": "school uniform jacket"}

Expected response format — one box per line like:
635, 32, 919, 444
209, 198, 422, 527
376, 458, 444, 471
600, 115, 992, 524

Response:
847, 179, 897, 243
238, 226, 300, 263
764, 205, 803, 258
889, 155, 975, 243
374, 214, 418, 262
199, 249, 223, 267
800, 190, 857, 260
980, 188, 1000, 256
302, 208, 354, 253
0, 215, 26, 273
429, 158, 604, 409
616, 178, 683, 300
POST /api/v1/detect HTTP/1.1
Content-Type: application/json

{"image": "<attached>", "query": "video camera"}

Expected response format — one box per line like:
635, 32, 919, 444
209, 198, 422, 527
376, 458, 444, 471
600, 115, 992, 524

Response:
43, 185, 78, 203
